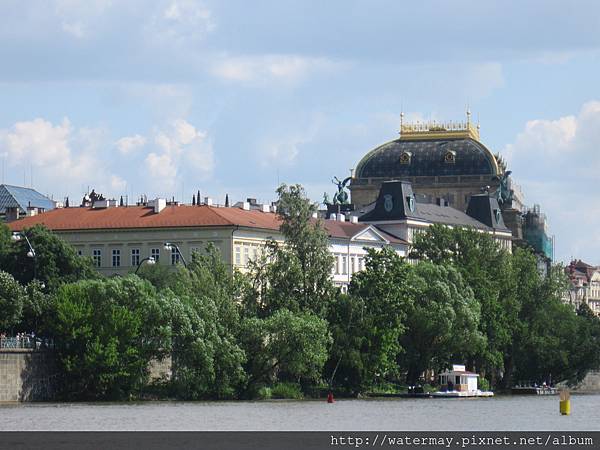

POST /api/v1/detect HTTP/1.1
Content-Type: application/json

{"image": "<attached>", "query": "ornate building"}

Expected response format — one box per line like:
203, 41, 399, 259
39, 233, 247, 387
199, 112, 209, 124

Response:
348, 111, 554, 265
351, 111, 503, 213
565, 260, 600, 315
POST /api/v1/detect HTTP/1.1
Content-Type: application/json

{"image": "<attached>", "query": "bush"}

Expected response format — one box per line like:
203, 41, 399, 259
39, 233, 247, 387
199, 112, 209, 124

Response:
270, 382, 303, 399
256, 386, 272, 400
479, 377, 491, 392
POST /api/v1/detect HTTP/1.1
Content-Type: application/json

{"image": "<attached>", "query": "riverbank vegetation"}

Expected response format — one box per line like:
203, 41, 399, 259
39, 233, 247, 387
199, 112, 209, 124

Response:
1, 185, 600, 400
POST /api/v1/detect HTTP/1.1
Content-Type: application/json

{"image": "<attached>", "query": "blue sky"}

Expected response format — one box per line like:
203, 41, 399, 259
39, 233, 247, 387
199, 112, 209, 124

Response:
0, 0, 599, 264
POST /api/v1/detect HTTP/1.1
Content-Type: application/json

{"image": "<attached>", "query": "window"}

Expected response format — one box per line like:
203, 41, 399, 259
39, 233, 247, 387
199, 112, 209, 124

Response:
335, 255, 341, 275
171, 247, 180, 265
190, 247, 200, 260
77, 249, 83, 256
358, 257, 364, 271
243, 246, 249, 266
151, 248, 160, 263
350, 257, 356, 274
112, 249, 121, 267
399, 151, 412, 165
342, 256, 347, 275
235, 246, 241, 265
444, 150, 456, 164
131, 248, 140, 267
92, 249, 102, 267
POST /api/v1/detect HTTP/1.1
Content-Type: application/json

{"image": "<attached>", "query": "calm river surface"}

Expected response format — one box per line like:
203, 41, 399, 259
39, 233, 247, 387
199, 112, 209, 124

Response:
1, 395, 599, 431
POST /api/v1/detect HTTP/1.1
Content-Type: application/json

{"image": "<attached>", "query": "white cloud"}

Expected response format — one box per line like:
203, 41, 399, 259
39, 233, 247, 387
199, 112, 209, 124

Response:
501, 100, 600, 264
211, 54, 346, 85
145, 152, 177, 181
144, 119, 214, 191
110, 174, 127, 191
0, 116, 122, 198
54, 0, 113, 39
259, 115, 324, 168
116, 134, 146, 154
146, 0, 215, 46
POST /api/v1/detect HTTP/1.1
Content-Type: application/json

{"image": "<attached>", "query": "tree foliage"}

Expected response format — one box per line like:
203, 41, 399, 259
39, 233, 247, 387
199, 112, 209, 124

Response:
0, 270, 25, 331
50, 276, 171, 400
0, 224, 97, 291
400, 262, 484, 384
165, 245, 247, 399
240, 309, 331, 394
244, 184, 335, 318
326, 248, 409, 394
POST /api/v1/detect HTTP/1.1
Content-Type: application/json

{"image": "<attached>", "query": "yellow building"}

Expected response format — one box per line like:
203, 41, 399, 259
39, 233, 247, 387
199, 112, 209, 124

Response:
8, 199, 407, 284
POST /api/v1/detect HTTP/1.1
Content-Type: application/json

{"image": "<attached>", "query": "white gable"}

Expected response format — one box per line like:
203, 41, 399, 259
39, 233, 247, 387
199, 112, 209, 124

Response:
352, 226, 387, 243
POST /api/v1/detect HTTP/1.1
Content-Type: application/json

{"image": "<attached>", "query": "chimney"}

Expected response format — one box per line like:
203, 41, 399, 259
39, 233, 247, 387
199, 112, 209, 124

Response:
311, 212, 318, 219
350, 216, 359, 224
329, 213, 336, 220
261, 204, 270, 213
27, 205, 39, 216
436, 198, 447, 207
270, 205, 277, 213
337, 213, 345, 222
242, 202, 250, 211
204, 197, 213, 206
151, 198, 166, 213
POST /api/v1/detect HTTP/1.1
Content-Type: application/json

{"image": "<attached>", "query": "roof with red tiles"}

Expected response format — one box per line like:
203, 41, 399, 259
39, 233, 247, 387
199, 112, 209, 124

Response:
8, 205, 281, 232
7, 205, 407, 244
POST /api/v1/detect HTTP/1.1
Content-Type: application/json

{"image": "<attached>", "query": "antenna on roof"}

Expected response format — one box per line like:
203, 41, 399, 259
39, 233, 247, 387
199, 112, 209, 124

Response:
225, 194, 230, 207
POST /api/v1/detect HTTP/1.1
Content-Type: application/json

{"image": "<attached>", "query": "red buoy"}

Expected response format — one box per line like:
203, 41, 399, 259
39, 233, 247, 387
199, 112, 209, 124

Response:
327, 392, 335, 403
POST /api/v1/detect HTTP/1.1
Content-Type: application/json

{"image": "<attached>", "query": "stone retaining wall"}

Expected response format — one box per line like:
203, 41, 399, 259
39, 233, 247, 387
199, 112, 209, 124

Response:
574, 370, 600, 392
0, 349, 58, 402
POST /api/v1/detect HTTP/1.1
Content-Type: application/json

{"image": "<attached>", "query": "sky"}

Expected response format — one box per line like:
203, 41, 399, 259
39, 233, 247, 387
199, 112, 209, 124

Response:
0, 0, 599, 264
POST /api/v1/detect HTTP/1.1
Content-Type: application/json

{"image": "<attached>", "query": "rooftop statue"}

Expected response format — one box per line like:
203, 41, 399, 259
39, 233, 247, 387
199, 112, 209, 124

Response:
493, 170, 513, 206
331, 176, 352, 205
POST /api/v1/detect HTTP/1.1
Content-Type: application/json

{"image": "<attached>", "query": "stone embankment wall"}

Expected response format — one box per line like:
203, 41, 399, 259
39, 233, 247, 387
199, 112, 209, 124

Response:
0, 349, 58, 402
574, 370, 600, 392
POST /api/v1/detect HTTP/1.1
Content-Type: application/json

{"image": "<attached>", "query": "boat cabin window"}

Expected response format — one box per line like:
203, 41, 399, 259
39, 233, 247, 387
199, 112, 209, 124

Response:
455, 376, 461, 385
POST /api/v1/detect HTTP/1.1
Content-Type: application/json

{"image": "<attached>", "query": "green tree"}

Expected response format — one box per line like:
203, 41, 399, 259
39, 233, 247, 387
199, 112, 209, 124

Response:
50, 276, 171, 400
1, 225, 97, 291
326, 248, 409, 394
244, 184, 335, 318
400, 262, 484, 384
0, 270, 25, 332
410, 225, 518, 385
240, 309, 331, 395
19, 280, 52, 334
166, 245, 247, 399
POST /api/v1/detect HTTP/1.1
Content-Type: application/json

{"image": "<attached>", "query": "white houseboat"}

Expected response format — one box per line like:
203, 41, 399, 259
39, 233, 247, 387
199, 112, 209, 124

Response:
432, 365, 494, 398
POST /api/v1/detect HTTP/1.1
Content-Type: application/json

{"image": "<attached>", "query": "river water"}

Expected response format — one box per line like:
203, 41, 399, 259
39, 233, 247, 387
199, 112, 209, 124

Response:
0, 395, 598, 431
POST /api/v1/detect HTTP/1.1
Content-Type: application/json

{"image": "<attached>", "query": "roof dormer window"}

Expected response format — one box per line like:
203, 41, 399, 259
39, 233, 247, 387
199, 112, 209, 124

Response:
399, 151, 412, 165
444, 150, 456, 164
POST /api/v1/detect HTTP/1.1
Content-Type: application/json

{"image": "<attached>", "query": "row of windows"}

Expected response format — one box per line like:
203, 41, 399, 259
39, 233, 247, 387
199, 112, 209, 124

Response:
84, 247, 194, 268
234, 242, 264, 266
332, 254, 365, 276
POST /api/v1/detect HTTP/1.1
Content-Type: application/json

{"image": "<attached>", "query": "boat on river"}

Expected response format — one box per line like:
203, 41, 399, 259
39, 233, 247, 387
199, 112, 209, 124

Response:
432, 365, 494, 398
511, 385, 558, 395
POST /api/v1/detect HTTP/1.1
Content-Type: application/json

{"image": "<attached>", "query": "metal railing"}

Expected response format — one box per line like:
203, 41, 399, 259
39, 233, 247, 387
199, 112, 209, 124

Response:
0, 335, 54, 350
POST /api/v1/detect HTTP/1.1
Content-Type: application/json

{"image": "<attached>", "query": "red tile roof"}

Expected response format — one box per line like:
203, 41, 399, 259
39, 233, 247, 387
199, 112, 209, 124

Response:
7, 205, 407, 244
8, 205, 281, 232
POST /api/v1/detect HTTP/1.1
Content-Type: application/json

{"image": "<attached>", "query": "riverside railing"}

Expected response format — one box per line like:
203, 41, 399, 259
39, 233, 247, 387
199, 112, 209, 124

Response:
0, 335, 54, 350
